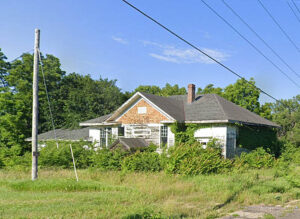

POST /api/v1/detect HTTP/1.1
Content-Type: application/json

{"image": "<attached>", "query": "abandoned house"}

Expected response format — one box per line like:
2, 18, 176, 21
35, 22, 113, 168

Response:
75, 84, 279, 158
30, 84, 279, 158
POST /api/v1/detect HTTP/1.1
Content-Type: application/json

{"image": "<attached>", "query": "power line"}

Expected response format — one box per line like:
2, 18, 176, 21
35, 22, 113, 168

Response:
222, 0, 300, 79
287, 0, 300, 24
121, 0, 285, 105
200, 0, 300, 89
38, 49, 59, 149
9, 49, 33, 63
258, 0, 300, 53
292, 0, 300, 16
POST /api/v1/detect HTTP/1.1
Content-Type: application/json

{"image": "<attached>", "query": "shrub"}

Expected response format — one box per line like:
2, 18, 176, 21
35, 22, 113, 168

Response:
0, 145, 31, 169
234, 147, 275, 169
39, 141, 93, 168
91, 149, 128, 171
166, 141, 232, 175
122, 151, 163, 172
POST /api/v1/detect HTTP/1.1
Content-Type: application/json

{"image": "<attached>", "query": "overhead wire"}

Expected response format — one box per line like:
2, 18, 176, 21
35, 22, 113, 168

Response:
121, 0, 287, 106
287, 0, 300, 24
9, 49, 34, 63
37, 49, 59, 149
292, 0, 300, 16
200, 0, 300, 89
222, 0, 300, 79
257, 0, 300, 53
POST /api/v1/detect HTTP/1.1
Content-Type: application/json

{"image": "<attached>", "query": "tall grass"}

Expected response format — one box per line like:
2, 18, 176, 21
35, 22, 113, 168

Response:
0, 168, 299, 219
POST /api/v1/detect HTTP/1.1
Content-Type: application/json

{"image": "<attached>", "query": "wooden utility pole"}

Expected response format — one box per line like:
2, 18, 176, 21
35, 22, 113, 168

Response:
32, 29, 40, 181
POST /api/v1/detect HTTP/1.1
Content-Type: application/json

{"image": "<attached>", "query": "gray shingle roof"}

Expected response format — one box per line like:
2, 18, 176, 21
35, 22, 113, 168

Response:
79, 114, 112, 125
110, 137, 149, 150
140, 92, 185, 121
25, 127, 91, 141
79, 92, 279, 128
142, 93, 279, 127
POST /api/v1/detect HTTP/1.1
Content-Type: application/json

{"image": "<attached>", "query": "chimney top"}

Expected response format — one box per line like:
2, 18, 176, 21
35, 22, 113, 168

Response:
187, 84, 195, 104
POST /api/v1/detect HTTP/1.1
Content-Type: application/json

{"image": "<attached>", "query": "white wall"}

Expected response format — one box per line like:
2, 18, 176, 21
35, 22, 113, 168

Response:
194, 125, 237, 157
89, 128, 100, 147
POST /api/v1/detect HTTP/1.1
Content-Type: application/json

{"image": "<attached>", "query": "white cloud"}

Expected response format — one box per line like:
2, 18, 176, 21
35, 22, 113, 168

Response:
142, 41, 229, 64
112, 36, 128, 45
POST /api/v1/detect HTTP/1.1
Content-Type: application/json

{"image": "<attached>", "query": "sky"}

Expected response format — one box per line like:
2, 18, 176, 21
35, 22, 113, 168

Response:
1, 0, 300, 103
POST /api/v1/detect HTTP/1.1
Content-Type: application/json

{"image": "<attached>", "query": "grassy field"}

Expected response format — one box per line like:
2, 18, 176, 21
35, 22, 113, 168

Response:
0, 167, 299, 219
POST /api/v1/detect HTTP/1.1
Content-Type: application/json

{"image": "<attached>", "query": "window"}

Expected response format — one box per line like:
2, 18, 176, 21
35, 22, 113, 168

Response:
118, 127, 124, 136
138, 107, 147, 114
133, 128, 151, 137
160, 125, 168, 146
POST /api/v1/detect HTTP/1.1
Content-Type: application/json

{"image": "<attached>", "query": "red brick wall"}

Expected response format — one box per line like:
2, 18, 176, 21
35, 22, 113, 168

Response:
117, 99, 169, 124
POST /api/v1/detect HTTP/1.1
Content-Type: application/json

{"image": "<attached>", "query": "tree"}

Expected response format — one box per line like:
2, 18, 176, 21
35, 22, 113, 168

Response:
224, 78, 261, 114
0, 48, 10, 88
197, 84, 223, 96
0, 53, 65, 149
133, 83, 186, 97
54, 73, 124, 128
271, 95, 300, 146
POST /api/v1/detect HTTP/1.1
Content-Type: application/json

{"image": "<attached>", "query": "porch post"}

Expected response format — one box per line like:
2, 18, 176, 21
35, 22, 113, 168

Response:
105, 129, 109, 148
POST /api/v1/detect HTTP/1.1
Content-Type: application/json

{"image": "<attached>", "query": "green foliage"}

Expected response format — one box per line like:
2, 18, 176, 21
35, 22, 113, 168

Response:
0, 48, 10, 88
166, 141, 232, 176
122, 151, 163, 172
271, 95, 300, 146
54, 73, 124, 129
224, 78, 261, 114
197, 84, 223, 96
39, 141, 93, 168
0, 145, 31, 169
91, 149, 128, 171
234, 148, 275, 169
133, 83, 186, 97
237, 125, 280, 156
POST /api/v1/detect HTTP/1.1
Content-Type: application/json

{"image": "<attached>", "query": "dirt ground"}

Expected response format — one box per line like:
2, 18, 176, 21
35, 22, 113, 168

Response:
221, 200, 300, 219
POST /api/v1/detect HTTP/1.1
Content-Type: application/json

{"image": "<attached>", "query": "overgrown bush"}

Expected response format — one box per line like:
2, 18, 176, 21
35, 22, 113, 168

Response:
234, 147, 275, 169
0, 145, 31, 169
91, 149, 128, 171
39, 141, 93, 168
166, 141, 232, 176
122, 151, 163, 172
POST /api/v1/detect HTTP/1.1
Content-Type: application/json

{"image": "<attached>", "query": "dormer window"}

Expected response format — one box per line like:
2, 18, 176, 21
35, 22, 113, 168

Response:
138, 107, 147, 114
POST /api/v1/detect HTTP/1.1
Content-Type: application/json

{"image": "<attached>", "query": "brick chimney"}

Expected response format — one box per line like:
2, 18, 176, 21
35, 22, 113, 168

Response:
187, 84, 195, 104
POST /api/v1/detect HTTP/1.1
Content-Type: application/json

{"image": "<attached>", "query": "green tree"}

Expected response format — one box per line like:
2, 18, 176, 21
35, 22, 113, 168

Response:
160, 83, 186, 96
197, 84, 223, 96
54, 73, 124, 128
271, 95, 300, 146
0, 48, 10, 87
133, 83, 186, 97
224, 78, 261, 114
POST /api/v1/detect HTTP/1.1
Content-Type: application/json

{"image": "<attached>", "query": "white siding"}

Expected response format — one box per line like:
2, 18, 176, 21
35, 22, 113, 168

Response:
194, 125, 229, 157
167, 126, 175, 147
89, 129, 100, 146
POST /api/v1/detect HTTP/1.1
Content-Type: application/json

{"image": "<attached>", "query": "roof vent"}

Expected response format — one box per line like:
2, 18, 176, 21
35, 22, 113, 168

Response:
187, 84, 195, 104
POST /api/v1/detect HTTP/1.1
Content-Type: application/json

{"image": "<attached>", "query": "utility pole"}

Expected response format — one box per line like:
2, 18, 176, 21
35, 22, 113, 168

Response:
32, 29, 40, 181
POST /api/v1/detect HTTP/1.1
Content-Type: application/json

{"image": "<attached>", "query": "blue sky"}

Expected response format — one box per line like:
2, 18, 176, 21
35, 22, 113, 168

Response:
1, 0, 300, 103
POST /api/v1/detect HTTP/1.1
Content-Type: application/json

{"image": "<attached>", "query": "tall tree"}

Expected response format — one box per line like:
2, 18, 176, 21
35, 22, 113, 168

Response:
54, 73, 124, 128
0, 48, 10, 88
271, 95, 300, 146
224, 78, 261, 114
133, 83, 186, 97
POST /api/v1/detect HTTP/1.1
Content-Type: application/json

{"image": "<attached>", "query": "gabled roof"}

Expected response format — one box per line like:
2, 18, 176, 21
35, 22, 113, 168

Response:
79, 92, 279, 128
25, 127, 91, 142
139, 92, 185, 122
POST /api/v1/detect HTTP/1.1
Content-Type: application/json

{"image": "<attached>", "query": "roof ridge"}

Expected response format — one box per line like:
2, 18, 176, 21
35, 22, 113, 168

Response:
212, 94, 228, 119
